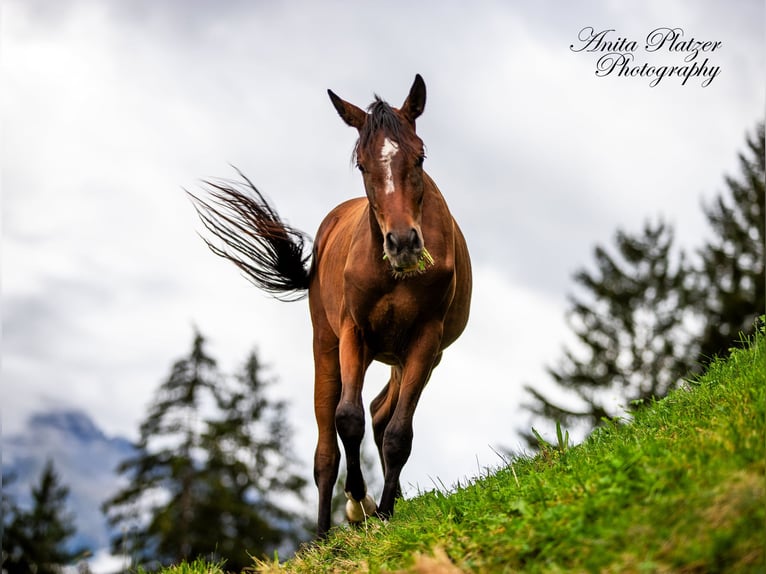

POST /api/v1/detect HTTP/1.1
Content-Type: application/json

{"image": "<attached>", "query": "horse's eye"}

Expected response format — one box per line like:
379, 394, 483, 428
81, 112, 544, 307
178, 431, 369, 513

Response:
357, 163, 366, 174
416, 154, 425, 167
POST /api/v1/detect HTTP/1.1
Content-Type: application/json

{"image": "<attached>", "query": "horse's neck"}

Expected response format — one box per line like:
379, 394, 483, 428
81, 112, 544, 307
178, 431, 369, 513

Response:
422, 173, 453, 223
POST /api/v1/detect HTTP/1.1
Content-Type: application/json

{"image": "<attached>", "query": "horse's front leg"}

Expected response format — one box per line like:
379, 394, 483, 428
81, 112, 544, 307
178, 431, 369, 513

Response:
336, 321, 376, 522
377, 321, 443, 519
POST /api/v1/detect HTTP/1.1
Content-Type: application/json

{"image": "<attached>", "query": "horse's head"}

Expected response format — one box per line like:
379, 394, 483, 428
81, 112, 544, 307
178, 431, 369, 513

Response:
328, 75, 429, 276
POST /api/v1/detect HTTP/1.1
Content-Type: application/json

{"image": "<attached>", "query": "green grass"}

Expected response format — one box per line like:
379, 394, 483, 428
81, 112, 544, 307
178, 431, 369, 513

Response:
144, 557, 228, 574
169, 325, 766, 573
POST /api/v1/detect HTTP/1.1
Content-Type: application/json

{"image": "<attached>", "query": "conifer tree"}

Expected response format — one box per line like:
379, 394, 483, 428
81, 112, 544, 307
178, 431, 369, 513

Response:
102, 330, 306, 571
191, 351, 307, 568
2, 461, 85, 574
523, 220, 694, 435
695, 122, 765, 361
521, 121, 765, 444
102, 330, 220, 568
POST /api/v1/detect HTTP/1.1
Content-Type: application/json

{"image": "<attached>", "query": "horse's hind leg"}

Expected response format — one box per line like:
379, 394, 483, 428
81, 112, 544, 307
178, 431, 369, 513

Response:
312, 329, 342, 538
370, 366, 402, 498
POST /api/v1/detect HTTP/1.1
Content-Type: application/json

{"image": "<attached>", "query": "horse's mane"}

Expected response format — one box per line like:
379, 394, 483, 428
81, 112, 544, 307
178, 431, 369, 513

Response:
353, 97, 420, 163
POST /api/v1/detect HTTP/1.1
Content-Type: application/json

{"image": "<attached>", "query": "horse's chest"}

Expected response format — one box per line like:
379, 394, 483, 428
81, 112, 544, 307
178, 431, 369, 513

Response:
351, 291, 420, 354
368, 295, 412, 331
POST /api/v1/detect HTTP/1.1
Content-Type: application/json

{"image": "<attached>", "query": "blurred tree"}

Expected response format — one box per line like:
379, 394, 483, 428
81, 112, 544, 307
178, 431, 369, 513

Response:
102, 329, 307, 571
2, 461, 86, 574
522, 220, 695, 438
521, 121, 765, 446
694, 122, 765, 362
193, 350, 308, 568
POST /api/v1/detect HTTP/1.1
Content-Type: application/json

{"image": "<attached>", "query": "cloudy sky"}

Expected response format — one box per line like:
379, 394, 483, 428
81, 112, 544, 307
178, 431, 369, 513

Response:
3, 0, 763, 523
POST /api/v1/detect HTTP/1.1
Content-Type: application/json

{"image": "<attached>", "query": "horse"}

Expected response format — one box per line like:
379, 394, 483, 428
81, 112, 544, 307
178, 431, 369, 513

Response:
190, 74, 472, 538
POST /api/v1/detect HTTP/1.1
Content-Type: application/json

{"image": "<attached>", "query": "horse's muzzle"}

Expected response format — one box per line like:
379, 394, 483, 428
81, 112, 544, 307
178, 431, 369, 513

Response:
384, 228, 423, 272
385, 228, 422, 255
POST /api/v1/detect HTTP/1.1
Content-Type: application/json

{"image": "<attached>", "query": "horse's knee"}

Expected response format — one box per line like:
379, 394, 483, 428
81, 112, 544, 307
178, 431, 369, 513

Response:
335, 401, 365, 444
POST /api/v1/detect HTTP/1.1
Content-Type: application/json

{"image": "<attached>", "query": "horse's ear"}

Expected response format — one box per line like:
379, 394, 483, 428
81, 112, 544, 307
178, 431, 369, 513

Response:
401, 74, 426, 123
328, 90, 366, 129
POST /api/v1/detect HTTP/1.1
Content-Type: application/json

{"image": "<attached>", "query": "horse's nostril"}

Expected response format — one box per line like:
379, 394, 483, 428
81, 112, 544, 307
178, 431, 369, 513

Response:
409, 229, 421, 251
386, 229, 421, 254
385, 232, 399, 253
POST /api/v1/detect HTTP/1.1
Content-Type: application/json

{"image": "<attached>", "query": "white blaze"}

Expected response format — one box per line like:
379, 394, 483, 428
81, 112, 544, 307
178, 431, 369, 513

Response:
380, 137, 399, 195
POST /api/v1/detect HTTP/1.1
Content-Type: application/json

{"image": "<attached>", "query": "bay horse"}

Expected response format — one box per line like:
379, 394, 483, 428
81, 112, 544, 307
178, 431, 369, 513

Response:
191, 75, 472, 538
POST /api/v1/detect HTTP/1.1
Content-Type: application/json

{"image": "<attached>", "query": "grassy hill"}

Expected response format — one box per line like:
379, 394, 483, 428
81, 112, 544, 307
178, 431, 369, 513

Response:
161, 324, 765, 573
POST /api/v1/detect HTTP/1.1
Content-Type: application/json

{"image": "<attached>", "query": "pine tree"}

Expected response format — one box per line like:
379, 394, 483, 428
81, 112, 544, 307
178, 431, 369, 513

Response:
695, 122, 765, 361
102, 329, 219, 568
523, 220, 694, 437
102, 329, 306, 571
190, 351, 307, 569
2, 461, 85, 574
521, 121, 765, 445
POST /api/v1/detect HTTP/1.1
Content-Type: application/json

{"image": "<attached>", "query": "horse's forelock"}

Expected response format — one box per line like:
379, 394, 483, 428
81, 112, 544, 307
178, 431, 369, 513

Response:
353, 97, 420, 163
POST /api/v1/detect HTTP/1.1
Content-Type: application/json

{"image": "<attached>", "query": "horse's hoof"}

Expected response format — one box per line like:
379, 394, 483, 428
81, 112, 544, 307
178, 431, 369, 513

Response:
345, 492, 377, 523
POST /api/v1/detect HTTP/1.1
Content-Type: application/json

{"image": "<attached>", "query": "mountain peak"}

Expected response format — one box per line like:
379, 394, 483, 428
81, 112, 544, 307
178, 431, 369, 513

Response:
4, 408, 135, 562
29, 409, 106, 443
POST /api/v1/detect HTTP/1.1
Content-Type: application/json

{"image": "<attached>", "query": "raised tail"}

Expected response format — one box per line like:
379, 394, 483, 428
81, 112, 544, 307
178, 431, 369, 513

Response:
188, 168, 312, 301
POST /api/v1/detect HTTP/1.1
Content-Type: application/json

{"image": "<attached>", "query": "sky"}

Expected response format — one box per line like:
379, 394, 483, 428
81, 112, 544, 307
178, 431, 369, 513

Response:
2, 0, 764, 548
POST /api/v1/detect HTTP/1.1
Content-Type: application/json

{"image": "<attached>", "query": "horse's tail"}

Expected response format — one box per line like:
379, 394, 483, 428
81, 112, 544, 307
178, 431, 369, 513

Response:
188, 168, 312, 302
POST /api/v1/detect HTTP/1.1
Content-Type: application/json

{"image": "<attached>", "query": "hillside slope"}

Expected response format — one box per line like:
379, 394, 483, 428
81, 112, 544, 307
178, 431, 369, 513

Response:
164, 324, 764, 573
262, 325, 764, 573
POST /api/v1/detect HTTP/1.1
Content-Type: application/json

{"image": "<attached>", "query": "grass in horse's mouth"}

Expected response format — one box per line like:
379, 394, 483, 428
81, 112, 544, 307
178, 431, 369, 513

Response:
383, 247, 434, 278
